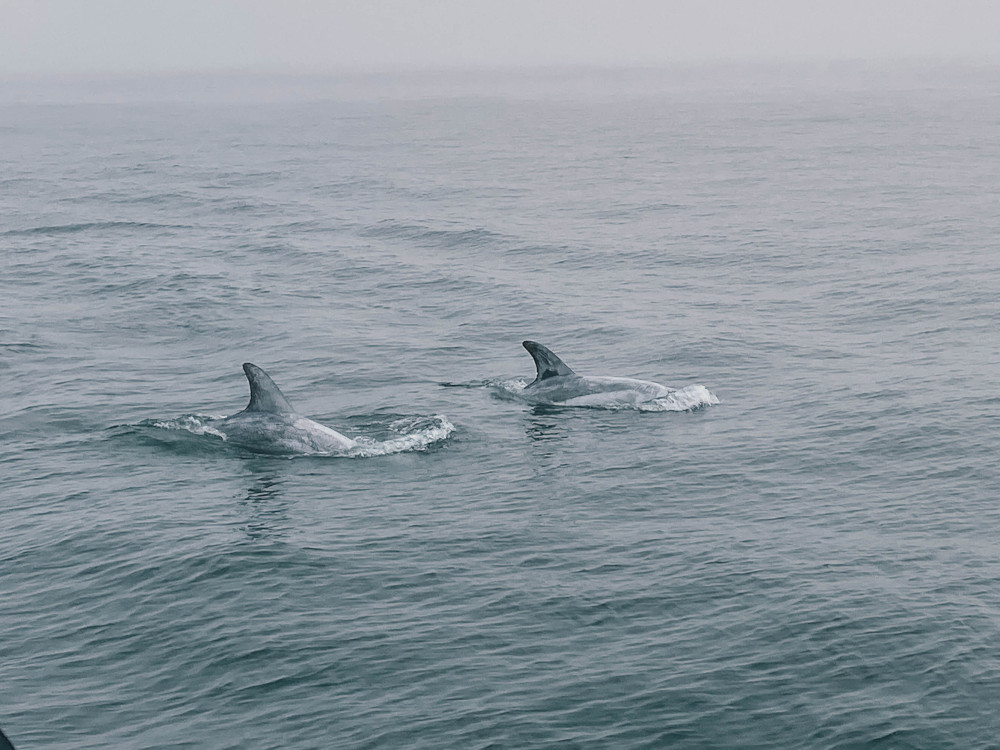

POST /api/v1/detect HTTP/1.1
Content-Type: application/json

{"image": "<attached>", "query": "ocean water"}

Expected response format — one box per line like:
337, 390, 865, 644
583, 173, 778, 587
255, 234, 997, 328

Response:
3, 66, 1000, 748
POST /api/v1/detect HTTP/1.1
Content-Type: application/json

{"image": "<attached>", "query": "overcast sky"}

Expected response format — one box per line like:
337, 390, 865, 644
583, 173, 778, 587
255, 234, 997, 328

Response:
1, 0, 998, 77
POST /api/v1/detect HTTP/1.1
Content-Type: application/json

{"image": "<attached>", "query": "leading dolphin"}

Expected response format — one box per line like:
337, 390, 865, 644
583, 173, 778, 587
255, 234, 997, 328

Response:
216, 363, 356, 454
519, 340, 675, 407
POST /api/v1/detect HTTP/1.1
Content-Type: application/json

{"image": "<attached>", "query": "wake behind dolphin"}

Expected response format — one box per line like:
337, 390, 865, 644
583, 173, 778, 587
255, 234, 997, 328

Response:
497, 341, 719, 410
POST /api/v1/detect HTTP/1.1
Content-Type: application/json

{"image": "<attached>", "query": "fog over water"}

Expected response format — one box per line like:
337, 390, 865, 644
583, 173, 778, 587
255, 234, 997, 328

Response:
1, 0, 999, 77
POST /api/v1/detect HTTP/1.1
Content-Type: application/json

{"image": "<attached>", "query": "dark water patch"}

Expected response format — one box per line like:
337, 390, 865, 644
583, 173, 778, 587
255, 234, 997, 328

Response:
361, 219, 509, 249
0, 341, 46, 353
2, 220, 182, 236
57, 189, 202, 207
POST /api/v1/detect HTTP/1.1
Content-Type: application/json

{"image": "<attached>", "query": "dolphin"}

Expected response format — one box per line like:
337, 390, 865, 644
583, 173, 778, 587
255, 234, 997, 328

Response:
519, 341, 674, 407
215, 363, 356, 454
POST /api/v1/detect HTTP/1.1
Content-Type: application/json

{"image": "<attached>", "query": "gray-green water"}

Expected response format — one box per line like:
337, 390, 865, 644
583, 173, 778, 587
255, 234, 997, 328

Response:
3, 66, 1000, 748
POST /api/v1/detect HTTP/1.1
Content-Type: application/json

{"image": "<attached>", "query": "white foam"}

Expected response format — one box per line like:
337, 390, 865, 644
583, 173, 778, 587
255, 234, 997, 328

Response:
489, 378, 530, 400
347, 415, 456, 458
638, 384, 720, 412
149, 414, 228, 439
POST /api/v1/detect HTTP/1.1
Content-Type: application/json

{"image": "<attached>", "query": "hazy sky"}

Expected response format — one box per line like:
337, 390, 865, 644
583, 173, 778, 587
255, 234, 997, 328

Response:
1, 0, 998, 76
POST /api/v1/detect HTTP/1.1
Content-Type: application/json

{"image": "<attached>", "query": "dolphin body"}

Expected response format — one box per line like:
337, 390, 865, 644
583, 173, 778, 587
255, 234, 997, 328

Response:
216, 363, 356, 454
519, 341, 673, 407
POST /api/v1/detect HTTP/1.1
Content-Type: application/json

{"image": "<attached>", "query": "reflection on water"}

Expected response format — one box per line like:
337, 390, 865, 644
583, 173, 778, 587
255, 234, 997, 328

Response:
524, 411, 570, 443
237, 461, 288, 540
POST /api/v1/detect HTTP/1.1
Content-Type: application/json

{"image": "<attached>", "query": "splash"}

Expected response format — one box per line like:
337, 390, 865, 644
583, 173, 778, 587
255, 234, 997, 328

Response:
636, 385, 720, 412
348, 415, 456, 457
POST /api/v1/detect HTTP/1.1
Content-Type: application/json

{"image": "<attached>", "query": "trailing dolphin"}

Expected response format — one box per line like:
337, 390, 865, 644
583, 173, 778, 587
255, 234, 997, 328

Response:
517, 340, 717, 410
215, 363, 356, 454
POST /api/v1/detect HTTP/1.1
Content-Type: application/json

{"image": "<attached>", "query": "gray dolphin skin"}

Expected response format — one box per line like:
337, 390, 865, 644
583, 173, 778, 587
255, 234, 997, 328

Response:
520, 341, 673, 406
216, 363, 356, 454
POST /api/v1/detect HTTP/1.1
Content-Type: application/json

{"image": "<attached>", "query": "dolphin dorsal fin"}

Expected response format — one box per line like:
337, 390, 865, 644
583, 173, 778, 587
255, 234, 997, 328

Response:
523, 341, 575, 384
241, 363, 296, 414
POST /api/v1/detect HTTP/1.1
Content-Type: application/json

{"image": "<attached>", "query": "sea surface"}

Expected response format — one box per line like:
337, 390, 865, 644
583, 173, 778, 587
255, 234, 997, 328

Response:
3, 65, 1000, 748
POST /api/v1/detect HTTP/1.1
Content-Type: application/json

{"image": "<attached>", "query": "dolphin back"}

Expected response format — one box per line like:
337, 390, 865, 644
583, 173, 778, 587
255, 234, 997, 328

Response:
523, 341, 575, 384
241, 363, 296, 414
